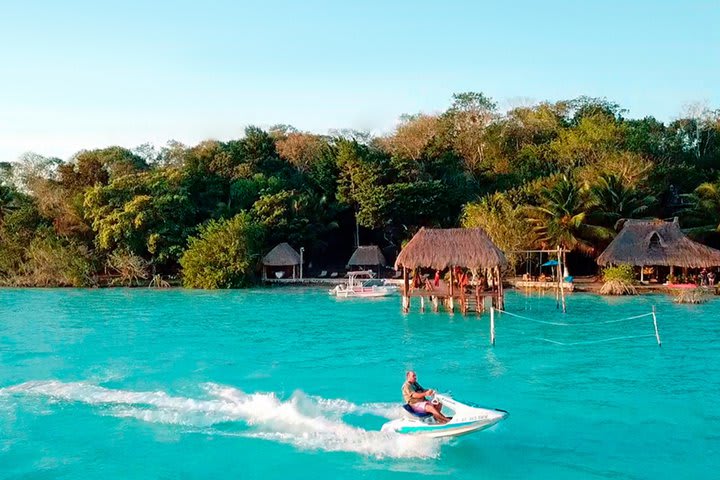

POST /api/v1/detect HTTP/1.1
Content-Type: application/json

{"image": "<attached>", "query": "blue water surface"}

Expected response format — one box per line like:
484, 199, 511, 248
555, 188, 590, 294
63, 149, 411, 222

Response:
0, 288, 718, 479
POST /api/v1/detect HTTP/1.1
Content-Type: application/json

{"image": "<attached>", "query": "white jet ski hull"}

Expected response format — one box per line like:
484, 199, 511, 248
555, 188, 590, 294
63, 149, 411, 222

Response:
381, 394, 508, 439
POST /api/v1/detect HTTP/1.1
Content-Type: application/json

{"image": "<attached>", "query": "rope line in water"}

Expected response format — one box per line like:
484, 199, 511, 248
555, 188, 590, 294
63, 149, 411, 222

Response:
490, 307, 661, 346
534, 334, 657, 346
495, 308, 653, 326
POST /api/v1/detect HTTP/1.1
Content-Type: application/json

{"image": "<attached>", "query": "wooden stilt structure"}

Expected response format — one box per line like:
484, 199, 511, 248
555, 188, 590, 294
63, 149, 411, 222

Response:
395, 228, 507, 315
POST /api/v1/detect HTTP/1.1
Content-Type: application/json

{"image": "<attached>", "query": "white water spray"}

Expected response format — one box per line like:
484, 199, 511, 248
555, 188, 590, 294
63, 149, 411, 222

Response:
0, 381, 442, 459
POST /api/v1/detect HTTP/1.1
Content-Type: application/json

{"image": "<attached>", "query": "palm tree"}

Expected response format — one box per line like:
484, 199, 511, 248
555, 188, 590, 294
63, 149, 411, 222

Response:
588, 174, 656, 227
679, 180, 720, 232
524, 176, 612, 255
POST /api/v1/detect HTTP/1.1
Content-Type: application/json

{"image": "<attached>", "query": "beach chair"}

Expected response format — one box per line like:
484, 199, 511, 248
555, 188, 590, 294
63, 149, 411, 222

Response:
393, 270, 402, 279
330, 272, 338, 278
318, 270, 327, 278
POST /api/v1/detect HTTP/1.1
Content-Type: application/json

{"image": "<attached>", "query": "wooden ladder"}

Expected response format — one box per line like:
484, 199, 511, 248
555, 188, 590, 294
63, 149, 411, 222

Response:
462, 294, 481, 314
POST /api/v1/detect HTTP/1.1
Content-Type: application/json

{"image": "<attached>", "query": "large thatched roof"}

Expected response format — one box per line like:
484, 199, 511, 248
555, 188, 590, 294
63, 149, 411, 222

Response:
347, 245, 386, 266
597, 218, 720, 268
395, 228, 507, 270
262, 243, 301, 266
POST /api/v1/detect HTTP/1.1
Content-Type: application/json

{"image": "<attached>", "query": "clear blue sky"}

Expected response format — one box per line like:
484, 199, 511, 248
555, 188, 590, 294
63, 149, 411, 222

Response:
0, 0, 718, 162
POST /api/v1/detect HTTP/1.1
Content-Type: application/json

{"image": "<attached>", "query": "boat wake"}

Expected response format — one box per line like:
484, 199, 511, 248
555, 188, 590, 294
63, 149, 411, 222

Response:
0, 381, 442, 458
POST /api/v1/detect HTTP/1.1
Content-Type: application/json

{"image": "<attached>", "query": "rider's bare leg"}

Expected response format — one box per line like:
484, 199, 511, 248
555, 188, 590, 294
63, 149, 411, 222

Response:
424, 403, 450, 424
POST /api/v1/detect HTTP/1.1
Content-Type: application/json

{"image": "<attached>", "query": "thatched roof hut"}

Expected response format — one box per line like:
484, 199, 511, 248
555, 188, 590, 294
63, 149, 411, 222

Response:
395, 228, 507, 270
347, 245, 386, 267
262, 243, 302, 280
263, 243, 301, 266
597, 218, 720, 268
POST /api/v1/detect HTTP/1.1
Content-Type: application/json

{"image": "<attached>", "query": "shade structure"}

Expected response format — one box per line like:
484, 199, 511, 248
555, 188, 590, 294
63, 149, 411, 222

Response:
395, 227, 507, 270
596, 218, 720, 268
262, 243, 301, 267
347, 245, 386, 267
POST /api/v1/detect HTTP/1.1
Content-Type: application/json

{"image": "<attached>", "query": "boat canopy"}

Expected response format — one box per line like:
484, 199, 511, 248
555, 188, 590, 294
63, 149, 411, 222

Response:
346, 270, 375, 278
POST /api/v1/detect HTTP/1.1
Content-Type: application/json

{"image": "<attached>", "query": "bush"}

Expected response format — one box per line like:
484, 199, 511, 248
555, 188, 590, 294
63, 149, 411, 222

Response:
599, 280, 637, 296
8, 229, 96, 287
602, 264, 636, 283
600, 264, 637, 296
673, 288, 710, 304
106, 250, 150, 286
180, 213, 264, 289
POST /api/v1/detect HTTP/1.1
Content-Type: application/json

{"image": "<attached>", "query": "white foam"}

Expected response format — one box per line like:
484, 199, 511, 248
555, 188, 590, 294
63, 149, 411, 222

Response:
0, 381, 442, 459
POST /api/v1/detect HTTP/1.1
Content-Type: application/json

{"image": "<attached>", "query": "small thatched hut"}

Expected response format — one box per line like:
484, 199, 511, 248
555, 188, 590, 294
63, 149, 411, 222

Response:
395, 228, 508, 312
347, 245, 386, 274
262, 243, 302, 280
597, 218, 720, 279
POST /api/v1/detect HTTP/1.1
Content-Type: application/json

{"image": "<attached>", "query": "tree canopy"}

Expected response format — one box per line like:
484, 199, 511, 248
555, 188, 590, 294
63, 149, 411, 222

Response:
1, 93, 718, 287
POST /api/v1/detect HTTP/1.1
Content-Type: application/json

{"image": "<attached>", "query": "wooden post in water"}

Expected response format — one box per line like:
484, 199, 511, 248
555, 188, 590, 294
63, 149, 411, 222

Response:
497, 266, 504, 310
558, 246, 566, 313
652, 305, 661, 347
449, 266, 455, 312
420, 295, 425, 312
490, 305, 496, 346
402, 267, 410, 313
432, 296, 439, 312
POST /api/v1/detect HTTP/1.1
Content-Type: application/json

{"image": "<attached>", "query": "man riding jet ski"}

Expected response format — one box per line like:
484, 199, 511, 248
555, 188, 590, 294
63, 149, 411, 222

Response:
400, 371, 451, 423
381, 371, 508, 438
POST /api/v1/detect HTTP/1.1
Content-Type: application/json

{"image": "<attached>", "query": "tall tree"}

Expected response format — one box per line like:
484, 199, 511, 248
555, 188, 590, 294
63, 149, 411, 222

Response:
445, 92, 497, 173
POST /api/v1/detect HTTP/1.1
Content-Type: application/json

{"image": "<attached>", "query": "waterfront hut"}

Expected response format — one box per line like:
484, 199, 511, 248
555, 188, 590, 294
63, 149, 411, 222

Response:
596, 218, 720, 282
262, 243, 302, 280
347, 245, 387, 276
395, 228, 508, 313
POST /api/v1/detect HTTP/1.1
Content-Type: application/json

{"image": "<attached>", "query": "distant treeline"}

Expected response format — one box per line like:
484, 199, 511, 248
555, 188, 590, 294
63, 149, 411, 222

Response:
1, 93, 719, 288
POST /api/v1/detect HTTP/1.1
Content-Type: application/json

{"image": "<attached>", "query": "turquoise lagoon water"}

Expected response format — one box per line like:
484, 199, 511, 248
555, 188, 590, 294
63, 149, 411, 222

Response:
0, 287, 718, 479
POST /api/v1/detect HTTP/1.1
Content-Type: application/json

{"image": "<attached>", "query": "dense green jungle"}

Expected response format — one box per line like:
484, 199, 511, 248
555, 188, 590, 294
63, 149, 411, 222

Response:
1, 93, 719, 288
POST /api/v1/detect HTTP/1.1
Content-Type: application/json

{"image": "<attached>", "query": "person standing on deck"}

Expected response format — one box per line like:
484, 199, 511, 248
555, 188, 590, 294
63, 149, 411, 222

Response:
402, 371, 450, 424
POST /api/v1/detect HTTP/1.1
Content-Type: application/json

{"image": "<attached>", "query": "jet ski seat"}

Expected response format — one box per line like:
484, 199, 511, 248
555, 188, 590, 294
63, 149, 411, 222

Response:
402, 404, 432, 418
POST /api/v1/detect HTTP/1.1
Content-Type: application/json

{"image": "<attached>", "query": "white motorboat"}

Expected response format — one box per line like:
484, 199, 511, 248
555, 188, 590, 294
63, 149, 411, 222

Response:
381, 394, 508, 438
328, 270, 398, 298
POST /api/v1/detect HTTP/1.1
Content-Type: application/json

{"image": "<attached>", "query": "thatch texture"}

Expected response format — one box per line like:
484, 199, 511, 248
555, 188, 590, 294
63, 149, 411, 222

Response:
347, 245, 386, 267
395, 228, 507, 270
262, 243, 301, 266
597, 218, 720, 268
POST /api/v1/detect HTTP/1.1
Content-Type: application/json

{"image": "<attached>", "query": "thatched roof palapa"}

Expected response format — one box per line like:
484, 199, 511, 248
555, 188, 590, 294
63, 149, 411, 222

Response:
347, 245, 386, 267
395, 227, 507, 270
596, 218, 720, 268
262, 243, 301, 266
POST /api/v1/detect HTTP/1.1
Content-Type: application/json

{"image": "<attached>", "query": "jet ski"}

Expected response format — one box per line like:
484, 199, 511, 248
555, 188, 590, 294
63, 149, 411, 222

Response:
381, 394, 508, 438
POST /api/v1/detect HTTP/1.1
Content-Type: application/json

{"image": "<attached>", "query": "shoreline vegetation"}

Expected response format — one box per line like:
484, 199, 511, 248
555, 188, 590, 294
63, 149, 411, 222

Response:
1, 93, 720, 292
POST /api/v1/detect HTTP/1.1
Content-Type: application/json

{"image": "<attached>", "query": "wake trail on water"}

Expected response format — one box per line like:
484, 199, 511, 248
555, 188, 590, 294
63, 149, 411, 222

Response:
0, 380, 442, 458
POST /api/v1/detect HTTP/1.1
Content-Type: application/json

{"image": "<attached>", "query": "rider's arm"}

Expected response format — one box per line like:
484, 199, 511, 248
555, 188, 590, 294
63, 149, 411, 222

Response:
415, 388, 434, 398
